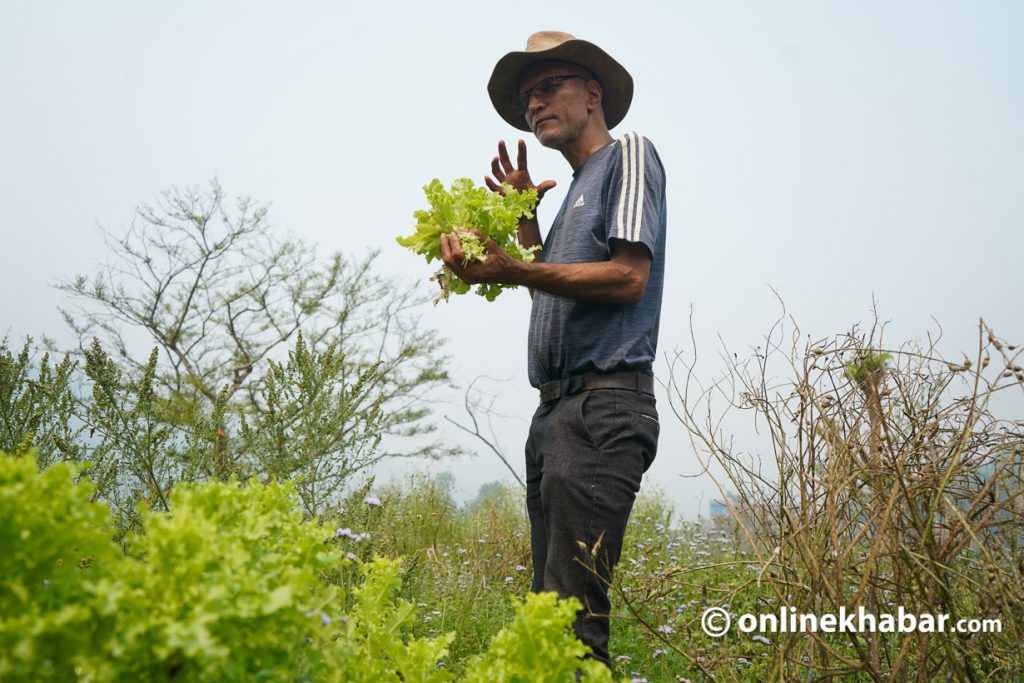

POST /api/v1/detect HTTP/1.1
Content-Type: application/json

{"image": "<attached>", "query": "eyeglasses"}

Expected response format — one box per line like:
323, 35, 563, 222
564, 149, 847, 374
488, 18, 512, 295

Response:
510, 74, 588, 116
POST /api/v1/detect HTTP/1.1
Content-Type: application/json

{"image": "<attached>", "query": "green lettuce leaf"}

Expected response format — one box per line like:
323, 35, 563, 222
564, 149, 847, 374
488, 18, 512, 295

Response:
396, 178, 539, 303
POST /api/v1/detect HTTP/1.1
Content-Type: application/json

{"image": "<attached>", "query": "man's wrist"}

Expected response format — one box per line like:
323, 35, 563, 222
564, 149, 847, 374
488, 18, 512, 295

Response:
508, 257, 535, 287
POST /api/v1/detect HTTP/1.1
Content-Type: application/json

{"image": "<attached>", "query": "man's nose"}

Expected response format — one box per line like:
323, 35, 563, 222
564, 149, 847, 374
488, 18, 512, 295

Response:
526, 95, 544, 118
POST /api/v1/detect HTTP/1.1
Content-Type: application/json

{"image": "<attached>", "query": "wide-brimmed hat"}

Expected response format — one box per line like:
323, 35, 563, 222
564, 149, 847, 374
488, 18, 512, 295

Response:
488, 31, 633, 132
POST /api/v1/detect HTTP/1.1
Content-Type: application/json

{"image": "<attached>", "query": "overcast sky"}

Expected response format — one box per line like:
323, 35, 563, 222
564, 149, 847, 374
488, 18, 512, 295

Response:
2, 2, 1022, 519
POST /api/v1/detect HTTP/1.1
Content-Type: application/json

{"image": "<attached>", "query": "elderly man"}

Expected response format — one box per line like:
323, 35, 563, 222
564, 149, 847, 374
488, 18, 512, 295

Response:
439, 31, 667, 667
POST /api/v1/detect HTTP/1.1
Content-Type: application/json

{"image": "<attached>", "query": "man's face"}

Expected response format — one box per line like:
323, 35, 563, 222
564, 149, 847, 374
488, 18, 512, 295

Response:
517, 60, 601, 149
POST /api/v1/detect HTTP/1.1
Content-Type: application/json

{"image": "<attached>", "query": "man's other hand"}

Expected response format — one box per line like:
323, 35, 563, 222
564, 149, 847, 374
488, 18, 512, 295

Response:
485, 139, 557, 201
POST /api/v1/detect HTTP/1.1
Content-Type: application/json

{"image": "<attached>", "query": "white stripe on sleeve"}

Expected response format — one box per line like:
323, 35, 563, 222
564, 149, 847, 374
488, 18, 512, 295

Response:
615, 133, 631, 239
625, 132, 639, 242
633, 134, 646, 242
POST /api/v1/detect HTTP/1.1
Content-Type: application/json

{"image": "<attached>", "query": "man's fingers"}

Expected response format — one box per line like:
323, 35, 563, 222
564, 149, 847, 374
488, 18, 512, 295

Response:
498, 139, 514, 175
448, 232, 464, 262
517, 139, 527, 169
537, 179, 557, 198
439, 233, 452, 263
484, 176, 504, 194
491, 156, 505, 181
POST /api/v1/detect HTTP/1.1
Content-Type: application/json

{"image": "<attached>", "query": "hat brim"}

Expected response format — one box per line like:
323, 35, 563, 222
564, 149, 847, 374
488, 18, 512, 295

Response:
487, 39, 633, 132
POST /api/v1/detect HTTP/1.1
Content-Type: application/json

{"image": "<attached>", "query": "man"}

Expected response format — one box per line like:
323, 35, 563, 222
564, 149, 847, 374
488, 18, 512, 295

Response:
439, 31, 666, 667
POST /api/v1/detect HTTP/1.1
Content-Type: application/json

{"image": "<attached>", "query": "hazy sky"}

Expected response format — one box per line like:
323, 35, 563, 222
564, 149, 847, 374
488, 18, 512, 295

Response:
2, 2, 1022, 518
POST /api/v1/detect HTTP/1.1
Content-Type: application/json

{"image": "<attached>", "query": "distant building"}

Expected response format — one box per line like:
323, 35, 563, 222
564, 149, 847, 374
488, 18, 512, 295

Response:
709, 493, 739, 518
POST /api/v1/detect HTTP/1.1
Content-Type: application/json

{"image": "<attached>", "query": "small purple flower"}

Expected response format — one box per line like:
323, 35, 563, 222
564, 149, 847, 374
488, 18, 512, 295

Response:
515, 564, 527, 572
738, 657, 751, 666
345, 552, 358, 562
752, 634, 771, 645
615, 655, 632, 663
335, 528, 370, 541
363, 495, 382, 507
657, 624, 675, 635
320, 612, 331, 626
652, 649, 666, 659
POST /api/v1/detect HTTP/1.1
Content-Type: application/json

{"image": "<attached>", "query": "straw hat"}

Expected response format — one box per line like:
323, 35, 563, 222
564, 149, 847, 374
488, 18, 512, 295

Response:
487, 31, 633, 132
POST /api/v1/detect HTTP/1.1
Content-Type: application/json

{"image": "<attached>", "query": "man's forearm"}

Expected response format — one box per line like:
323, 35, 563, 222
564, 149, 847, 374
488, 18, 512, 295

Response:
508, 258, 646, 304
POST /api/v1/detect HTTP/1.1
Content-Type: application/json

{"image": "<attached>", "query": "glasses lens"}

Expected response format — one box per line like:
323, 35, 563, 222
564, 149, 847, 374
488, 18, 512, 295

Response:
510, 76, 583, 115
512, 77, 555, 113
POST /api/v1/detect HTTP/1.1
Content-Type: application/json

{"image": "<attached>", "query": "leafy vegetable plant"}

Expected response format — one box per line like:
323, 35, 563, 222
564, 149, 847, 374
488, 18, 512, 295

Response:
1, 452, 620, 682
396, 179, 539, 303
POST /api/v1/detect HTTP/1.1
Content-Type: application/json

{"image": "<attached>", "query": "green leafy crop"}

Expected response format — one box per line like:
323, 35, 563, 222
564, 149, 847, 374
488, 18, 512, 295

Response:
396, 179, 539, 303
1, 453, 621, 682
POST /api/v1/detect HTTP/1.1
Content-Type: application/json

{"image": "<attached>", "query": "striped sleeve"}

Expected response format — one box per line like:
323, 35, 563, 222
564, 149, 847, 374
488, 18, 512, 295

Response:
604, 132, 665, 256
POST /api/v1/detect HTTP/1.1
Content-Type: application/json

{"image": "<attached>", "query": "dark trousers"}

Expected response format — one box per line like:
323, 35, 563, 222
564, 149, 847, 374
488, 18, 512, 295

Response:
525, 387, 659, 667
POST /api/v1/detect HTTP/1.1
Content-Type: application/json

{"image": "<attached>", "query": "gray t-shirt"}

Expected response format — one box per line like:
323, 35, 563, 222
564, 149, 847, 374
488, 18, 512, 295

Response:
527, 132, 667, 388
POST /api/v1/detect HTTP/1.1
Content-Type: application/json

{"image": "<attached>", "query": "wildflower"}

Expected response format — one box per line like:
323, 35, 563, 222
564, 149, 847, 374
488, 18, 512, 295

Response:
346, 552, 358, 562
335, 528, 370, 541
504, 576, 514, 583
321, 612, 332, 626
657, 624, 675, 635
652, 649, 666, 659
631, 678, 649, 683
363, 494, 382, 507
515, 564, 527, 572
752, 634, 771, 645
738, 657, 751, 666
424, 615, 432, 623
615, 655, 632, 663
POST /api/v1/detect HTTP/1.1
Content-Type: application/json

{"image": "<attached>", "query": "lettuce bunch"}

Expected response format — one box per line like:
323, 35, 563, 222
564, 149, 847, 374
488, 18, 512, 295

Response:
396, 178, 539, 303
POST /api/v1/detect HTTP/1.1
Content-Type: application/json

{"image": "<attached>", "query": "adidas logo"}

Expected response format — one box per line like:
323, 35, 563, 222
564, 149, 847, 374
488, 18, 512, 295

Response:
572, 194, 585, 209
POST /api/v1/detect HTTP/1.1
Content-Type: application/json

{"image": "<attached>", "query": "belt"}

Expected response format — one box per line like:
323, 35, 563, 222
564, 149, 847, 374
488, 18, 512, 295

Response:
538, 371, 655, 405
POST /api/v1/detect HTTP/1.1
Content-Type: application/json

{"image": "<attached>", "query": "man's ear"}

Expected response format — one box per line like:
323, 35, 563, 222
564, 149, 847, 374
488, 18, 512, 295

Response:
585, 80, 604, 113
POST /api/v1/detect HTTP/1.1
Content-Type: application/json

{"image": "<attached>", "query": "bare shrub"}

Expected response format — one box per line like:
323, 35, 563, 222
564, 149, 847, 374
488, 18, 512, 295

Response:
668, 304, 1024, 680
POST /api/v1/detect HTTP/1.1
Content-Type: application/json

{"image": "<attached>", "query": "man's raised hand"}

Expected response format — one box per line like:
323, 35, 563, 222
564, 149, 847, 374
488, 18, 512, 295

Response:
484, 139, 556, 200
